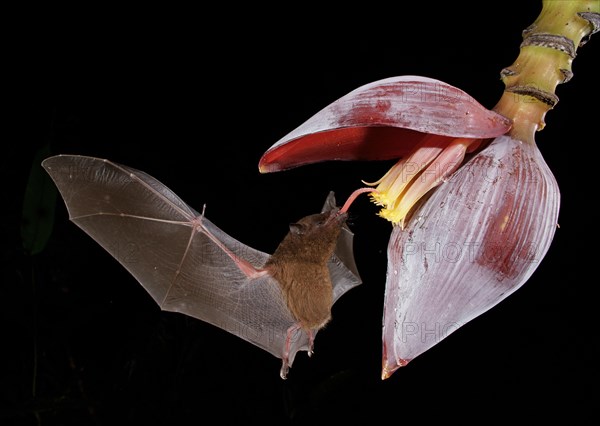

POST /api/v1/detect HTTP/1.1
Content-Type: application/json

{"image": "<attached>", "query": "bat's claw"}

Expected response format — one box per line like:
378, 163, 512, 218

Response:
280, 360, 289, 380
307, 329, 315, 357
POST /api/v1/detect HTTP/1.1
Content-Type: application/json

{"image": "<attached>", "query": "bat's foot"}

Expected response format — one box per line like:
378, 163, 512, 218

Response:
307, 329, 315, 357
280, 360, 289, 380
280, 323, 302, 379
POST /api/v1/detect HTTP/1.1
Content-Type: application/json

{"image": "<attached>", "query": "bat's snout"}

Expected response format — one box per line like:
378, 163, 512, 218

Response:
327, 208, 348, 225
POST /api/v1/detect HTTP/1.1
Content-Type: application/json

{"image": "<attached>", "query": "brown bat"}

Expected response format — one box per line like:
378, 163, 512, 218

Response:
42, 155, 372, 378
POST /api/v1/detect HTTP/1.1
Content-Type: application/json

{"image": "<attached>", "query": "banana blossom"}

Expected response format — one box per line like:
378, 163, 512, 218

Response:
259, 76, 560, 379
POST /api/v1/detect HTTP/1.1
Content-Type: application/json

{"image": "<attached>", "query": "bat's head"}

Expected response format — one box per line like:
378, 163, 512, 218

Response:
287, 187, 380, 252
275, 188, 376, 263
289, 208, 347, 238
279, 209, 347, 262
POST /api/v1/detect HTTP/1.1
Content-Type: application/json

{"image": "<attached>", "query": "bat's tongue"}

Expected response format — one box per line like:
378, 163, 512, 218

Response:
338, 187, 378, 215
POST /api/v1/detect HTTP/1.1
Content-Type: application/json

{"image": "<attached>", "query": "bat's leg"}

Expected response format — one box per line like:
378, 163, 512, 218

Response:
280, 360, 289, 380
307, 330, 315, 357
280, 323, 301, 380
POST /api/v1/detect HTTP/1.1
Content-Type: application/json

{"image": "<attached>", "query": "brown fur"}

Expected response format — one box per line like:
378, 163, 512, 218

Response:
265, 210, 347, 331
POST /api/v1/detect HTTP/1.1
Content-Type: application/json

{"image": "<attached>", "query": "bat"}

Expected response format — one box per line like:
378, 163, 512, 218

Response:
42, 155, 372, 378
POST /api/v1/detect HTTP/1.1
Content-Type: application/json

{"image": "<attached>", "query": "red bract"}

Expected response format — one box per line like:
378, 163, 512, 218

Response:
259, 76, 511, 173
259, 76, 559, 379
381, 135, 559, 378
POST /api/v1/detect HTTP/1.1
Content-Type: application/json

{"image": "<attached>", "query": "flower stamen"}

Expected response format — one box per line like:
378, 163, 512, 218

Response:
366, 137, 479, 227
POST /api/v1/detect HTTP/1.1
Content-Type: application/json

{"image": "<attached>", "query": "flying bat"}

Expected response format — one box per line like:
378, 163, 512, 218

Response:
42, 155, 371, 378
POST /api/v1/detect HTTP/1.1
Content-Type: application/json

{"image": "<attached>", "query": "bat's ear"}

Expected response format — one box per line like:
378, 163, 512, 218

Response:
321, 191, 337, 214
289, 222, 306, 235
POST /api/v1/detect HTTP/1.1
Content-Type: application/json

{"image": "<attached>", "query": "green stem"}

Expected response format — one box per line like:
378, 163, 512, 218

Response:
493, 0, 599, 144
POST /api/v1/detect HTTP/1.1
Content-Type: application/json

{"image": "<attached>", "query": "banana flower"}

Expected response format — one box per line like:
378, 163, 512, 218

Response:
259, 75, 560, 378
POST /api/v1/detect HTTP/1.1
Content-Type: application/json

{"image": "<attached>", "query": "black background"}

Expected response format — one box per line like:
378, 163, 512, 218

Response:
5, 2, 599, 425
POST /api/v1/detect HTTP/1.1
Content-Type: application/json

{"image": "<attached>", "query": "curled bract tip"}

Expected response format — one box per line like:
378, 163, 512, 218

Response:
381, 357, 409, 380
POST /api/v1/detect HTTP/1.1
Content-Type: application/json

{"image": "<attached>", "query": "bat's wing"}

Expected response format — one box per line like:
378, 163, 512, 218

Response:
320, 192, 362, 303
43, 155, 308, 366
